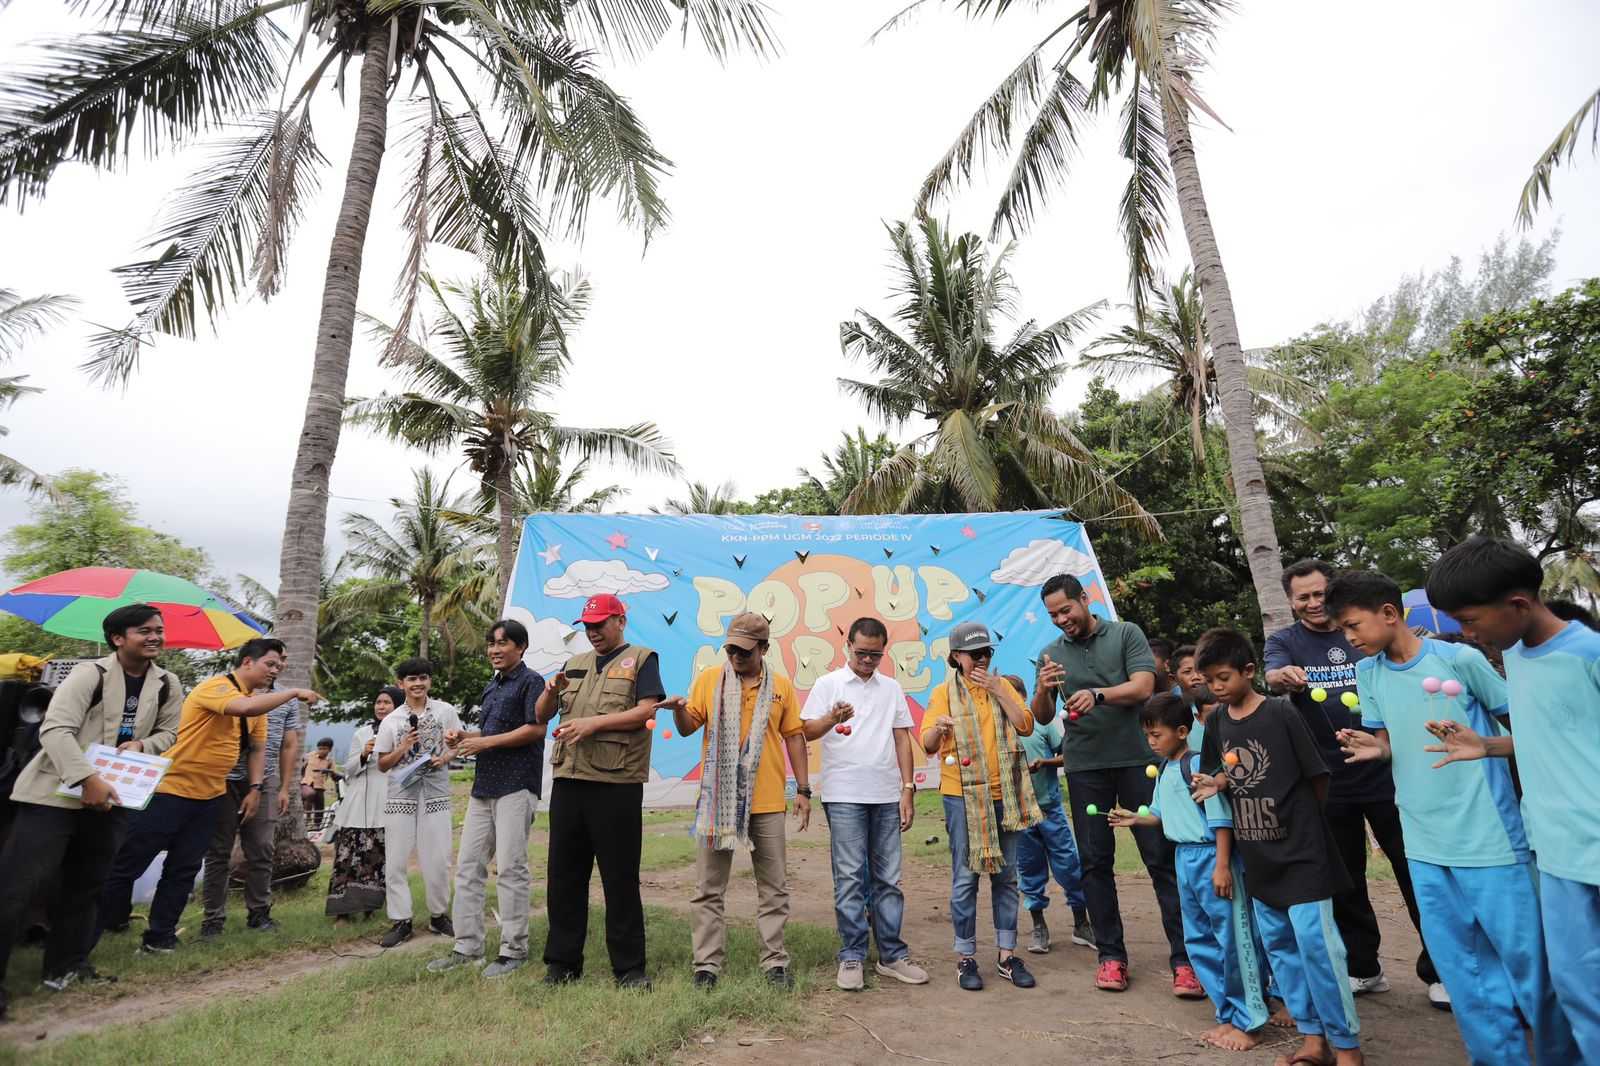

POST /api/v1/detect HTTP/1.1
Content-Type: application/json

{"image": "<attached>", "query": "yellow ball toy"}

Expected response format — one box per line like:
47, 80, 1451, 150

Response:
1145, 764, 1159, 779
1310, 687, 1328, 703
1340, 691, 1360, 708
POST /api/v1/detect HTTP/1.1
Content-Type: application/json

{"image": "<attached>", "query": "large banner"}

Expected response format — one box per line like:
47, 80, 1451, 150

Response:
506, 511, 1117, 804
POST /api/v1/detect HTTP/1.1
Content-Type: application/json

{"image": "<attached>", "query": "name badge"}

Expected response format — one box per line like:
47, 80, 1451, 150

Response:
606, 665, 637, 681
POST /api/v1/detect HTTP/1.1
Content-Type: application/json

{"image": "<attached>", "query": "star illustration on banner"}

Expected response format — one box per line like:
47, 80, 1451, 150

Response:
960, 525, 977, 539
606, 532, 629, 550
1024, 610, 1037, 624
538, 544, 562, 566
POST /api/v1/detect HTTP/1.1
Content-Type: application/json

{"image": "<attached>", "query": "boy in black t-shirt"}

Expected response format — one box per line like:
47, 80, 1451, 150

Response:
1191, 629, 1363, 1066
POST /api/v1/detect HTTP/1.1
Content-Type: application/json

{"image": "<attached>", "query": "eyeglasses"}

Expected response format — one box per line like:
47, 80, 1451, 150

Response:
963, 648, 994, 662
724, 645, 759, 659
850, 649, 885, 661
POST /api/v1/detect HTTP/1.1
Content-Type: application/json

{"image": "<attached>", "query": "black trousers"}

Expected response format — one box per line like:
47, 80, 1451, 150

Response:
97, 793, 224, 948
0, 804, 128, 981
543, 778, 645, 977
1327, 799, 1437, 984
1066, 764, 1188, 968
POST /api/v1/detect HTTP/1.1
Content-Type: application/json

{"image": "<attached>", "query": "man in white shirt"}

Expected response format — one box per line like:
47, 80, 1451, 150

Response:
801, 617, 929, 992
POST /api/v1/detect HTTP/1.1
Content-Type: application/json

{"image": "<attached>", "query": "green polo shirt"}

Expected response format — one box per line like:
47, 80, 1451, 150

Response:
1040, 618, 1157, 772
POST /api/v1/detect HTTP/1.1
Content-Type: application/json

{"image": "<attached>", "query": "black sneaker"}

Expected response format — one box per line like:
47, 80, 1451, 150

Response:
692, 969, 718, 990
428, 913, 454, 937
379, 920, 413, 948
616, 968, 652, 990
957, 956, 983, 991
764, 966, 794, 990
246, 910, 279, 933
199, 920, 225, 940
543, 964, 581, 986
997, 955, 1036, 988
139, 933, 178, 954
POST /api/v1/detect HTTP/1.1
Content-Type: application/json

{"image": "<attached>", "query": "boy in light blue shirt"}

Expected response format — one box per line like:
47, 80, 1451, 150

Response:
1113, 693, 1268, 1052
1329, 568, 1578, 1065
1007, 676, 1090, 955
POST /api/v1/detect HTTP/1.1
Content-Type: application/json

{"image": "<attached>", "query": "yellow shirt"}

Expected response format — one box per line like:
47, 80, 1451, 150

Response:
158, 674, 268, 801
302, 751, 335, 790
685, 667, 804, 815
921, 679, 1033, 800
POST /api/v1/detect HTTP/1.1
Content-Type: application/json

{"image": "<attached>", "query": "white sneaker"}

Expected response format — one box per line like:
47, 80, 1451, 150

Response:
836, 959, 865, 991
1349, 970, 1391, 995
874, 958, 930, 985
1427, 982, 1452, 1011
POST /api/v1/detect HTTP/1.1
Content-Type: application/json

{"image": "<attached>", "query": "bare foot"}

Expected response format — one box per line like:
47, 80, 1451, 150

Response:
1333, 1050, 1364, 1066
1204, 1024, 1262, 1052
1274, 1035, 1334, 1066
1268, 999, 1295, 1027
1200, 1022, 1229, 1042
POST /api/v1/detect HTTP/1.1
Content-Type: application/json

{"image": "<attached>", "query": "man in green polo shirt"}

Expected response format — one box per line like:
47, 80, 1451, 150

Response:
1030, 573, 1196, 998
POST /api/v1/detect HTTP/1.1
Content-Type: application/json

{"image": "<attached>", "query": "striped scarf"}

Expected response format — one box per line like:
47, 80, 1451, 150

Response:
949, 675, 1042, 874
692, 663, 775, 852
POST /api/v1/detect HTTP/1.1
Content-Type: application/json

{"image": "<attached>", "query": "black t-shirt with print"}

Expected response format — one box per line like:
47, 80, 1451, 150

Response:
1200, 696, 1351, 910
116, 672, 146, 744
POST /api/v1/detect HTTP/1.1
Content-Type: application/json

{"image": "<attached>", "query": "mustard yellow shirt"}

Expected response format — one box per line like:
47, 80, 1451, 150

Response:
921, 679, 1033, 800
158, 674, 267, 801
684, 667, 803, 815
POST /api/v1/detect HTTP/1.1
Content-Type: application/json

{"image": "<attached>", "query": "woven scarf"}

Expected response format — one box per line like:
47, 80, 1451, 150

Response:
949, 675, 1042, 873
692, 663, 776, 852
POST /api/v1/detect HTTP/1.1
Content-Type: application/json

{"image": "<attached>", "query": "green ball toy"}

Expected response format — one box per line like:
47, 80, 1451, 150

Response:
1085, 803, 1100, 816
1137, 805, 1151, 816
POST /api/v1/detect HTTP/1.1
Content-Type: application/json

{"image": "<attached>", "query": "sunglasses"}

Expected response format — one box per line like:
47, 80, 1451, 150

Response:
850, 648, 885, 660
724, 644, 759, 659
962, 648, 994, 661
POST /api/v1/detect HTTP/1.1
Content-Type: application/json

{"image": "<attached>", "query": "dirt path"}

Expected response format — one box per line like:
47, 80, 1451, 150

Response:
649, 823, 1464, 1066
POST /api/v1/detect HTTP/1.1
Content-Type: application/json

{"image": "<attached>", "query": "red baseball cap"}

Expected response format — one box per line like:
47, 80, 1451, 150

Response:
575, 593, 626, 625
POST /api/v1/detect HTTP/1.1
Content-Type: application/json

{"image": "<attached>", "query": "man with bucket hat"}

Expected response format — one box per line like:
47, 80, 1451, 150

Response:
534, 593, 664, 988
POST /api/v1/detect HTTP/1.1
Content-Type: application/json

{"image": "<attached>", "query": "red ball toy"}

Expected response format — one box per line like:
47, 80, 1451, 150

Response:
960, 756, 972, 767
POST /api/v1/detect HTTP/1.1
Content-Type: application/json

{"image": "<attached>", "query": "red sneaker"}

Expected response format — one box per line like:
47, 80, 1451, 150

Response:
1172, 964, 1205, 999
1095, 959, 1129, 991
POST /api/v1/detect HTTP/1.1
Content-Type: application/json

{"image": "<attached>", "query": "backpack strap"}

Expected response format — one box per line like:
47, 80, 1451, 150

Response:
88, 663, 108, 711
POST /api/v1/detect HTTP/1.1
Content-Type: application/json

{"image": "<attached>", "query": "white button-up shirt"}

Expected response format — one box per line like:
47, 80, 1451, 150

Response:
801, 666, 914, 804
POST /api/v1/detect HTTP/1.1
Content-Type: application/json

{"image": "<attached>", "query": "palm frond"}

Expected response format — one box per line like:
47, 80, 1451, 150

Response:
85, 111, 325, 383
0, 452, 57, 499
547, 422, 678, 476
674, 0, 781, 63
429, 109, 550, 300
0, 290, 80, 360
932, 408, 1000, 511
1117, 72, 1171, 320
989, 62, 1093, 239
1517, 86, 1600, 229
0, 3, 288, 207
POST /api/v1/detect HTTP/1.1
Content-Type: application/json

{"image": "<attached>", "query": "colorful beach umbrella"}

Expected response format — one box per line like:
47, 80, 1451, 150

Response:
0, 567, 268, 650
1402, 587, 1461, 635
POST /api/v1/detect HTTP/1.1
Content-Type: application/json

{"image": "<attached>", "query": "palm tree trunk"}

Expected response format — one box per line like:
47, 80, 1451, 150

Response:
419, 597, 432, 660
273, 17, 392, 700
494, 464, 517, 612
1159, 94, 1293, 633
1189, 390, 1206, 468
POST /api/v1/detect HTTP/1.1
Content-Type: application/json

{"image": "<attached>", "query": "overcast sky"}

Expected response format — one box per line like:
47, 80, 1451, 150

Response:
1, 0, 1596, 594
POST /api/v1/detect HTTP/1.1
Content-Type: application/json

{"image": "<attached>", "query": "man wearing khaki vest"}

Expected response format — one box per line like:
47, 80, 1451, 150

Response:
535, 593, 663, 988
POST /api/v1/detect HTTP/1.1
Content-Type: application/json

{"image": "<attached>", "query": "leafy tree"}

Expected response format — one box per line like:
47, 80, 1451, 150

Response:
1082, 269, 1316, 464
236, 554, 388, 693
0, 0, 775, 701
0, 288, 77, 496
657, 480, 739, 515
836, 217, 1153, 530
909, 0, 1290, 629
350, 269, 674, 607
334, 467, 488, 661
798, 429, 897, 514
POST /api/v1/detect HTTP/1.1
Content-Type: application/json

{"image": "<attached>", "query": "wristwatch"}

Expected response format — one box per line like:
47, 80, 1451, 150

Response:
901, 782, 915, 791
250, 781, 266, 792
796, 785, 813, 798
1093, 689, 1106, 705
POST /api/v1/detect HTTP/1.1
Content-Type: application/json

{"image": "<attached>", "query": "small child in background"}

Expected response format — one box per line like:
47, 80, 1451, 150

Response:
1111, 694, 1267, 1051
1326, 570, 1576, 1066
1173, 644, 1216, 752
1425, 536, 1600, 1054
1191, 628, 1363, 1066
1150, 638, 1177, 695
1005, 674, 1092, 955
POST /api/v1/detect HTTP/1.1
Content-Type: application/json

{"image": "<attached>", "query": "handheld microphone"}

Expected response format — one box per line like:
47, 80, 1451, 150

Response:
408, 713, 420, 755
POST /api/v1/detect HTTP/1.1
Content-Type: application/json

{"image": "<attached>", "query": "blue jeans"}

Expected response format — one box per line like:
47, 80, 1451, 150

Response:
1016, 800, 1086, 913
942, 796, 1021, 956
823, 801, 908, 963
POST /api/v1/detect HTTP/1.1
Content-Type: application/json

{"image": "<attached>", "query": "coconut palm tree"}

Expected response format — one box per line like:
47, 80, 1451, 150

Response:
237, 553, 390, 692
350, 268, 674, 608
0, 0, 774, 696
0, 289, 77, 496
1518, 87, 1600, 227
798, 428, 897, 514
336, 467, 487, 660
657, 480, 740, 515
906, 0, 1293, 628
1082, 270, 1318, 465
835, 217, 1155, 531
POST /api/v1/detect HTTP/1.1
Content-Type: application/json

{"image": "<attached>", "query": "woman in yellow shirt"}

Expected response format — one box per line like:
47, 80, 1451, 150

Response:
920, 622, 1042, 991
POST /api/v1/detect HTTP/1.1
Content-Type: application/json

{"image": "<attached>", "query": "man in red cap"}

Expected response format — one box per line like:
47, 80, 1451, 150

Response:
534, 593, 664, 988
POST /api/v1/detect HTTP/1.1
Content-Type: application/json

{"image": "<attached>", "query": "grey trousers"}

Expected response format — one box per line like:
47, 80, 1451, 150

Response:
201, 776, 279, 922
385, 802, 453, 921
690, 811, 790, 974
452, 789, 536, 960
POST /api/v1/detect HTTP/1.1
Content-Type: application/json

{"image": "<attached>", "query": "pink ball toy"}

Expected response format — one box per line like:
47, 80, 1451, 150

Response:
1421, 676, 1443, 694
1440, 679, 1463, 698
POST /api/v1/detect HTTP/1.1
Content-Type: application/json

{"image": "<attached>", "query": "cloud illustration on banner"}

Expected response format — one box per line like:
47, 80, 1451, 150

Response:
507, 608, 592, 676
542, 559, 670, 599
990, 539, 1098, 586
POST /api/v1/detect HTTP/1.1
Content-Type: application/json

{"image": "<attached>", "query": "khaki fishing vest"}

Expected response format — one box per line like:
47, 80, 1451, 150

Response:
551, 644, 656, 784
